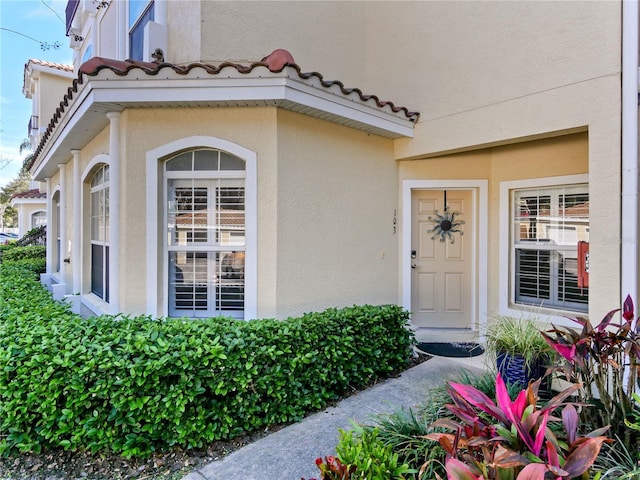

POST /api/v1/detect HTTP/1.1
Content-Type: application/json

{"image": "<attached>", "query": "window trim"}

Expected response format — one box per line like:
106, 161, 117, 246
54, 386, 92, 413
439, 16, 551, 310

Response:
80, 155, 111, 315
146, 136, 257, 320
89, 164, 110, 302
499, 174, 589, 324
128, 0, 154, 61
31, 210, 47, 229
164, 152, 246, 318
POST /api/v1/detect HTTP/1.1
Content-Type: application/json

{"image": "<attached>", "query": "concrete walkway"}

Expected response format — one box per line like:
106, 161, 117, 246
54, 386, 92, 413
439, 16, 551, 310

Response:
182, 355, 486, 480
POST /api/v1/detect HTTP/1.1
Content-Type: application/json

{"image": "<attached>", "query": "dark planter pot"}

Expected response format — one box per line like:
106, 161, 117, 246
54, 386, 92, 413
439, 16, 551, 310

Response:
496, 352, 550, 396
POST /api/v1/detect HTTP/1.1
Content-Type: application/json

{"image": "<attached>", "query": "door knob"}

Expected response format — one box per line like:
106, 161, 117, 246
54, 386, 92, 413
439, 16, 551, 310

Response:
411, 263, 417, 269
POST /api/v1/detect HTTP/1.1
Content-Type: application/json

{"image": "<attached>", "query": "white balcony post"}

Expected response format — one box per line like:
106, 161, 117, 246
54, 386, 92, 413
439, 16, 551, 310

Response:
71, 150, 82, 294
106, 111, 121, 314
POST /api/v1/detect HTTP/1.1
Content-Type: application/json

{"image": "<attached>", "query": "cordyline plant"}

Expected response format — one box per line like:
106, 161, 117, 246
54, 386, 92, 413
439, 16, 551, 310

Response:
541, 295, 640, 444
303, 455, 356, 480
424, 373, 610, 479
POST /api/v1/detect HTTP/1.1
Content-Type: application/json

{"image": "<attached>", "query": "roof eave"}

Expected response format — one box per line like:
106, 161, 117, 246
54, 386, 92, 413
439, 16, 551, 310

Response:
32, 70, 417, 180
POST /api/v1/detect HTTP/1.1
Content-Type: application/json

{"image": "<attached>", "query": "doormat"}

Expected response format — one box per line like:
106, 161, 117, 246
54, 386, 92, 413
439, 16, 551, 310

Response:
416, 342, 485, 358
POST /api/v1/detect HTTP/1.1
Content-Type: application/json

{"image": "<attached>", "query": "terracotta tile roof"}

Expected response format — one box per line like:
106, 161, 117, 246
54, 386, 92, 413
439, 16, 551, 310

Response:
10, 189, 47, 200
26, 49, 420, 171
78, 49, 419, 119
26, 59, 74, 73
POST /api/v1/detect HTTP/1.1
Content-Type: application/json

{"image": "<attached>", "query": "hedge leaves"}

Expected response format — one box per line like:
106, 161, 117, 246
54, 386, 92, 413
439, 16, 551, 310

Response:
0, 261, 414, 457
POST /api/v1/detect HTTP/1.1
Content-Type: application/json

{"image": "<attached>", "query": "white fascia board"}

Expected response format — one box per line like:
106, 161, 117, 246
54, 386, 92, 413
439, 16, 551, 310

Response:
34, 69, 416, 178
9, 198, 46, 207
281, 79, 416, 137
88, 73, 416, 136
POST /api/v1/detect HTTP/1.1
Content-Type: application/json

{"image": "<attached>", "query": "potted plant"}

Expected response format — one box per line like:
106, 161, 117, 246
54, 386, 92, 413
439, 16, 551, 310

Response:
483, 314, 552, 390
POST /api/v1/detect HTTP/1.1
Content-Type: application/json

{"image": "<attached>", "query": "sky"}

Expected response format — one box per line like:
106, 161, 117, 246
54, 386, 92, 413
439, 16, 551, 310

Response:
0, 0, 72, 188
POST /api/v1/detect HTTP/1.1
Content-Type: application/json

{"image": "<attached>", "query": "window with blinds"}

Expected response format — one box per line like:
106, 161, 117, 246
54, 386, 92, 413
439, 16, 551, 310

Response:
165, 149, 246, 318
512, 185, 588, 312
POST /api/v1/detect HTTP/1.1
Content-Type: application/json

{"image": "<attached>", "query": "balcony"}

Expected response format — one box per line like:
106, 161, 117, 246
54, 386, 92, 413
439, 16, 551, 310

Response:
65, 0, 79, 35
28, 115, 39, 146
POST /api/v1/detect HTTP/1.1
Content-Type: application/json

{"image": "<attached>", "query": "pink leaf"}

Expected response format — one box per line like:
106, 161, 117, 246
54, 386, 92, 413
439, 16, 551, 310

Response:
562, 437, 610, 477
598, 308, 622, 331
546, 440, 560, 468
623, 295, 635, 321
445, 458, 484, 480
532, 411, 549, 456
562, 404, 578, 445
495, 374, 535, 452
448, 381, 507, 423
516, 463, 547, 479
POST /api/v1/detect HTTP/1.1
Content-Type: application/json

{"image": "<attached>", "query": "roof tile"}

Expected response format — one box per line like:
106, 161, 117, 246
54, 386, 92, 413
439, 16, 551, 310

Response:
10, 189, 47, 200
27, 49, 420, 171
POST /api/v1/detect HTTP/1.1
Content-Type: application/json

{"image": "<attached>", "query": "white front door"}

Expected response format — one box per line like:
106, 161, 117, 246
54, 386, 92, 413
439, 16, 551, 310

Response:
411, 189, 473, 328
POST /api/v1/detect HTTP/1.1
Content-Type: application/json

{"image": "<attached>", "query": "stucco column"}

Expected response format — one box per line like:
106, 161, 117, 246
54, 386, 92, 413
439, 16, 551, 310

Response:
71, 150, 81, 294
117, 1, 126, 59
107, 111, 121, 314
155, 0, 167, 24
45, 177, 53, 276
57, 164, 67, 284
18, 209, 26, 237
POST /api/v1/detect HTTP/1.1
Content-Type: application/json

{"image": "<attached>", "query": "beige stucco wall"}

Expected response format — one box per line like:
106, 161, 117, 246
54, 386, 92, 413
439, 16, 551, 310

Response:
49, 0, 623, 322
274, 110, 397, 318
14, 202, 47, 237
197, 2, 367, 88
115, 107, 396, 319
37, 72, 73, 134
399, 132, 596, 319
119, 107, 280, 316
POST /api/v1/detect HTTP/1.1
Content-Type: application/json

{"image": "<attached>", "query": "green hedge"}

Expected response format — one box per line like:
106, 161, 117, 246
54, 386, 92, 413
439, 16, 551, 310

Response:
1, 245, 45, 263
0, 262, 414, 457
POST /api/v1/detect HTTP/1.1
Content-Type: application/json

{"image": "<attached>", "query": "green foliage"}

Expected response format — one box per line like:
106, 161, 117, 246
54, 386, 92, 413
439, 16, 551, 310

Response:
542, 295, 640, 449
594, 435, 640, 479
1, 245, 45, 263
426, 374, 611, 479
484, 315, 551, 370
368, 408, 444, 480
336, 428, 415, 479
0, 263, 415, 457
306, 455, 356, 480
0, 243, 17, 253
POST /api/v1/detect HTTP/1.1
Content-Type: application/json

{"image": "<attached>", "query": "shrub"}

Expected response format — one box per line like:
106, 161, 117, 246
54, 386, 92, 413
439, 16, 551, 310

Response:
1, 245, 45, 263
426, 373, 611, 479
0, 263, 415, 457
542, 295, 640, 448
335, 428, 415, 479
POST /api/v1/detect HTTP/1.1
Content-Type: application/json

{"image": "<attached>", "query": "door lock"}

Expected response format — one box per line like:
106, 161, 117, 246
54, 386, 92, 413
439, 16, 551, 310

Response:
411, 250, 417, 259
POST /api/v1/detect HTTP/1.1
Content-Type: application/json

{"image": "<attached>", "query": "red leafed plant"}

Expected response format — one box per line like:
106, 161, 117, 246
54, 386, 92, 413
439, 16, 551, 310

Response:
423, 373, 611, 479
541, 294, 640, 443
303, 455, 356, 480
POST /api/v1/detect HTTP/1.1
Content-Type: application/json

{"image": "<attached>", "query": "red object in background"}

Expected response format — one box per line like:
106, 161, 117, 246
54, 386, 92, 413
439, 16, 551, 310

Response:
578, 241, 589, 289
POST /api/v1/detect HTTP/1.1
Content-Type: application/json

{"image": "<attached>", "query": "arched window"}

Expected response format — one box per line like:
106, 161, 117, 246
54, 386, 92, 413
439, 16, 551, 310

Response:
31, 211, 46, 229
51, 192, 60, 273
90, 165, 110, 301
165, 149, 245, 318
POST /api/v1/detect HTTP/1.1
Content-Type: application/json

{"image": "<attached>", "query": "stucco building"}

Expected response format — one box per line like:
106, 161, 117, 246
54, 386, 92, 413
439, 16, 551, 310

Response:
23, 0, 639, 334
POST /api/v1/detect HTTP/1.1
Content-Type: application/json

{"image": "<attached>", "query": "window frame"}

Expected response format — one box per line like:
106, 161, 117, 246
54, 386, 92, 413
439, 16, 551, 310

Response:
499, 174, 589, 322
128, 0, 154, 61
31, 210, 47, 229
89, 164, 110, 302
512, 184, 589, 312
164, 149, 247, 319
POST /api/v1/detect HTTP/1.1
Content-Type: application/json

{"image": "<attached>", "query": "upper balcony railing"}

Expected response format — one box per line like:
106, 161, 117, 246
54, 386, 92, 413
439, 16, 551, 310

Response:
28, 115, 39, 148
66, 0, 79, 35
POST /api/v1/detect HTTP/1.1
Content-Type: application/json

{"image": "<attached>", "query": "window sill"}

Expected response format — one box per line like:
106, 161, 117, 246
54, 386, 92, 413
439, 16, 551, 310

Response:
81, 293, 110, 317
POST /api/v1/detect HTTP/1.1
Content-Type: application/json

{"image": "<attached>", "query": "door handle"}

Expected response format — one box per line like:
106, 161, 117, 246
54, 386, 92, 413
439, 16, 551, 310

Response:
411, 263, 417, 269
